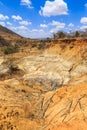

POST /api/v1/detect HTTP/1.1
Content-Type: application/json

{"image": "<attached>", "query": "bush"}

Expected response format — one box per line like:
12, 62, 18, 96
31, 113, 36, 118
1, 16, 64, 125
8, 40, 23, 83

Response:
9, 65, 19, 73
37, 41, 46, 50
3, 46, 18, 54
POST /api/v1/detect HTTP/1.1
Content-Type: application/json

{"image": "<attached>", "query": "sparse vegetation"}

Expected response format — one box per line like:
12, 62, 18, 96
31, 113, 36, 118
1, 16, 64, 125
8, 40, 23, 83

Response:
15, 38, 28, 46
53, 31, 66, 39
37, 41, 46, 49
53, 29, 87, 39
0, 36, 9, 46
9, 65, 19, 73
3, 45, 18, 55
75, 31, 80, 37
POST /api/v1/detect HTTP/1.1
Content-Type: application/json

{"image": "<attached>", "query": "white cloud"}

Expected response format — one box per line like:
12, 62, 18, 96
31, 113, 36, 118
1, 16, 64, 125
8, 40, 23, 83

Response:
39, 20, 66, 35
16, 26, 28, 31
32, 29, 39, 32
9, 19, 66, 38
84, 3, 87, 8
68, 23, 74, 27
50, 25, 65, 33
80, 26, 87, 30
30, 29, 50, 38
50, 20, 65, 27
0, 14, 9, 20
10, 25, 28, 33
21, 0, 33, 8
80, 17, 87, 24
12, 15, 22, 21
10, 25, 28, 37
7, 22, 12, 26
0, 21, 5, 26
19, 20, 32, 25
10, 25, 50, 38
39, 0, 68, 17
50, 20, 65, 33
14, 26, 28, 37
40, 24, 48, 28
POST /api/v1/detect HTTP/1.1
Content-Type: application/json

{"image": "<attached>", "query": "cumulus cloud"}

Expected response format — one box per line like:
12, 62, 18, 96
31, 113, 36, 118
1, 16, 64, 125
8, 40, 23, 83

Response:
40, 24, 48, 28
10, 25, 27, 33
39, 0, 68, 17
16, 26, 28, 31
0, 21, 5, 26
7, 22, 12, 26
12, 15, 22, 21
50, 26, 65, 33
30, 29, 50, 38
50, 20, 65, 33
80, 17, 87, 24
10, 25, 50, 38
80, 26, 87, 30
0, 14, 9, 20
68, 23, 74, 27
21, 0, 33, 8
10, 25, 28, 36
50, 20, 65, 27
19, 20, 32, 25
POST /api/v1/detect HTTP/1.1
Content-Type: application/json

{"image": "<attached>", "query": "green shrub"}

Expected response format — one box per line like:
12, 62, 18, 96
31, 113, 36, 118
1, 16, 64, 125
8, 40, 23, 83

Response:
37, 41, 46, 50
3, 46, 18, 54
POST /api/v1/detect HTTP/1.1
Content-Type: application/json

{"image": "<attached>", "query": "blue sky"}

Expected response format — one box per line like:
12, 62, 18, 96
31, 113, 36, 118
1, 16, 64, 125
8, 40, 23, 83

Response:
0, 0, 87, 38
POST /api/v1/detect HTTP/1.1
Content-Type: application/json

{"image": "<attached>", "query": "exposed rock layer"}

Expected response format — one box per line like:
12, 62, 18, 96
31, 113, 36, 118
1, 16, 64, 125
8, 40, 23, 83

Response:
0, 39, 87, 130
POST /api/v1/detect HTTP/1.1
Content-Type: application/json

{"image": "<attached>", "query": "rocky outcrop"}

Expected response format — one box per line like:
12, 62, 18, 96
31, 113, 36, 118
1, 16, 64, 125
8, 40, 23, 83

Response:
18, 44, 87, 90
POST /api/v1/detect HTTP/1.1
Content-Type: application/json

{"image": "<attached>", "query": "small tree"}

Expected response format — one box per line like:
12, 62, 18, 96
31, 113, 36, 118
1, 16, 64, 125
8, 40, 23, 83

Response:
58, 31, 66, 38
75, 31, 80, 37
53, 33, 57, 39
53, 31, 66, 39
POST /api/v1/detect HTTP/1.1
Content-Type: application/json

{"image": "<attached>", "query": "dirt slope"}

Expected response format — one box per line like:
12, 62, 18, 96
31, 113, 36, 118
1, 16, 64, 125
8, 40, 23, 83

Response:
41, 83, 87, 130
0, 25, 21, 39
0, 38, 87, 130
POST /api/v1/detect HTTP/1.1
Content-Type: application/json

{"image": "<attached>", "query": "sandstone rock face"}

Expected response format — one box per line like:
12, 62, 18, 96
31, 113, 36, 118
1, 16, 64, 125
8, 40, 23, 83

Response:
18, 54, 73, 90
18, 48, 87, 90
